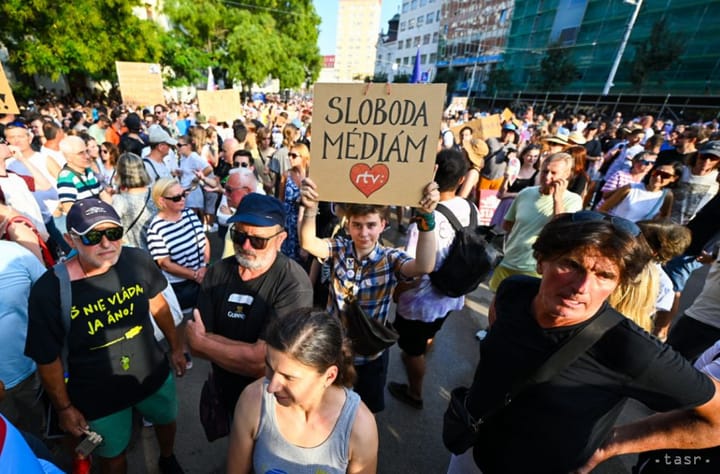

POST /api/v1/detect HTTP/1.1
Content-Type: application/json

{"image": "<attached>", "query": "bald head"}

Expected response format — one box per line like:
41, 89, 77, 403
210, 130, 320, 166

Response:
222, 138, 240, 164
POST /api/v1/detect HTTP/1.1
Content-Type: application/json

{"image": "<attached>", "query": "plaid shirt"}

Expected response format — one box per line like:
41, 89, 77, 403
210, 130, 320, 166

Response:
325, 236, 412, 363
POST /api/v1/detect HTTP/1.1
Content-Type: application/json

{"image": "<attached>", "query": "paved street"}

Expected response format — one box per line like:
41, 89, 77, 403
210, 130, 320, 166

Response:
120, 230, 710, 473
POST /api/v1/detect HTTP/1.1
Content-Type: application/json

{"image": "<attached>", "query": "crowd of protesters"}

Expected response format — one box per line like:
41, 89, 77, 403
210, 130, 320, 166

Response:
1, 89, 720, 474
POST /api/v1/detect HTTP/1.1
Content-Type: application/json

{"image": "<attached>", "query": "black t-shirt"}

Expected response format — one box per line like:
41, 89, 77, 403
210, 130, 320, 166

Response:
25, 247, 169, 420
686, 193, 720, 255
197, 253, 313, 410
468, 276, 714, 474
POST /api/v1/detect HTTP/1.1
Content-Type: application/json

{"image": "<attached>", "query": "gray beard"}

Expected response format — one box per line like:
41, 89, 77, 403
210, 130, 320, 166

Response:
235, 253, 265, 270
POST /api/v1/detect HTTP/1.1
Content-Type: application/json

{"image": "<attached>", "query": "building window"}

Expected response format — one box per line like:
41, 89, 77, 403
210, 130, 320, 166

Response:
402, 1, 409, 13
400, 21, 406, 31
398, 42, 403, 50
411, 0, 418, 10
499, 9, 508, 25
405, 38, 412, 48
408, 18, 415, 29
403, 57, 409, 65
423, 34, 431, 45
426, 12, 434, 24
420, 0, 427, 6
432, 32, 439, 43
421, 54, 427, 65
430, 53, 437, 63
436, 10, 441, 21
417, 15, 424, 27
414, 36, 421, 47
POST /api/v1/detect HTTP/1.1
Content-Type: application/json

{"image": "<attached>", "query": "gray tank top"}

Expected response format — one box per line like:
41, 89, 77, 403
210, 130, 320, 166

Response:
252, 382, 360, 474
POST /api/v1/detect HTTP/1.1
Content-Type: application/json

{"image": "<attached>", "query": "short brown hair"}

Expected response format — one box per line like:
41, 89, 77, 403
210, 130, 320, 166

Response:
345, 204, 390, 222
534, 214, 652, 287
637, 219, 691, 264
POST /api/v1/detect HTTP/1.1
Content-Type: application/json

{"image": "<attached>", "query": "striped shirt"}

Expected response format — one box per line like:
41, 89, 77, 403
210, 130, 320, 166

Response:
326, 237, 412, 363
57, 167, 102, 203
146, 209, 206, 283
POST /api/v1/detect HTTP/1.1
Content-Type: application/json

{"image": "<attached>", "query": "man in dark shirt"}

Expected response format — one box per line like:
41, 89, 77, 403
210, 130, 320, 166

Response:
187, 193, 313, 417
25, 198, 186, 473
454, 214, 720, 474
657, 126, 699, 166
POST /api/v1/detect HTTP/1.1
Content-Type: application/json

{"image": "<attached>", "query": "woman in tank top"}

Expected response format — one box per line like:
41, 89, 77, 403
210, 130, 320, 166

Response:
227, 309, 378, 474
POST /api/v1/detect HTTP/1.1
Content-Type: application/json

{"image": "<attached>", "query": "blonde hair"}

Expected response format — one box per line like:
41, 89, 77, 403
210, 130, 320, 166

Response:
607, 263, 659, 332
151, 177, 181, 208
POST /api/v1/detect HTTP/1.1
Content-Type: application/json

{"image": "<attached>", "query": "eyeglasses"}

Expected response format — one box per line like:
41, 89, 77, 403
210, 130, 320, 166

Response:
653, 170, 675, 180
178, 143, 191, 148
74, 227, 124, 246
233, 162, 250, 168
635, 159, 655, 166
230, 227, 283, 250
163, 192, 187, 202
567, 210, 641, 237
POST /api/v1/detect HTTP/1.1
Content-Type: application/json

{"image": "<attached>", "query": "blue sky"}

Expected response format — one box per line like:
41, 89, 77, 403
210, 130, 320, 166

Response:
313, 0, 401, 55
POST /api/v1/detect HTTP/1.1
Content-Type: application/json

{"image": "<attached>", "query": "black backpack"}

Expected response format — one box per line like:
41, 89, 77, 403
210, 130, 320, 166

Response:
429, 202, 497, 297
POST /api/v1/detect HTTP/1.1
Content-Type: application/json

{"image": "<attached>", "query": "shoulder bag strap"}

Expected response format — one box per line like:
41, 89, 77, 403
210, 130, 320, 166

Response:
472, 308, 622, 427
434, 203, 464, 232
143, 158, 160, 180
52, 262, 72, 373
125, 189, 151, 232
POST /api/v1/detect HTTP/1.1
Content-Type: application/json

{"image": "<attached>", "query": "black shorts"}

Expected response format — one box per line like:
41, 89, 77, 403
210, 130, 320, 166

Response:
394, 312, 449, 357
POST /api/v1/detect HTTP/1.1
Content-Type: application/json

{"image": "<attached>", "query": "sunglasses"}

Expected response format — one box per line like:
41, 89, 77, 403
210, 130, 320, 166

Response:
163, 192, 187, 202
567, 210, 641, 237
635, 159, 655, 166
74, 227, 124, 246
653, 170, 675, 180
233, 162, 250, 168
230, 228, 283, 250
225, 185, 251, 194
288, 152, 300, 159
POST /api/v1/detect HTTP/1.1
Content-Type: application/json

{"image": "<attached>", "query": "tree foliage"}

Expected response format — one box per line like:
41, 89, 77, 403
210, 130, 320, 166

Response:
433, 68, 462, 93
629, 18, 684, 90
485, 66, 513, 95
0, 0, 163, 89
537, 42, 579, 91
162, 0, 321, 90
0, 0, 322, 93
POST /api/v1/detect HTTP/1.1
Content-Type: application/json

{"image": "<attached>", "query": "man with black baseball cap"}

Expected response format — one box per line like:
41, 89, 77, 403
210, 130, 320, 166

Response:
188, 193, 313, 425
25, 198, 187, 473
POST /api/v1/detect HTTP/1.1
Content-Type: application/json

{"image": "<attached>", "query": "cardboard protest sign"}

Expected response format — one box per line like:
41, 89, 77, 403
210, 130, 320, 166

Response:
197, 90, 242, 124
449, 114, 502, 142
115, 61, 165, 107
478, 189, 501, 226
311, 83, 446, 206
0, 67, 20, 114
445, 96, 468, 115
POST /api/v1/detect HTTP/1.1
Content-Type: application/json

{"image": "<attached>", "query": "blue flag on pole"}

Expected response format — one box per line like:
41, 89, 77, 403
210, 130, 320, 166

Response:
411, 48, 421, 83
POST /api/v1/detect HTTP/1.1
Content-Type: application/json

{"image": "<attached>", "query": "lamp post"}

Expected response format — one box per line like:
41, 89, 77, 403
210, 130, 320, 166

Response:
602, 0, 644, 96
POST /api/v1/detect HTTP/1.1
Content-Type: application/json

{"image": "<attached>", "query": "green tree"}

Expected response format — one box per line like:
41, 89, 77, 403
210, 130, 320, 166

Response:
433, 68, 462, 93
485, 66, 513, 95
163, 0, 321, 90
537, 42, 579, 91
629, 19, 684, 91
0, 0, 163, 94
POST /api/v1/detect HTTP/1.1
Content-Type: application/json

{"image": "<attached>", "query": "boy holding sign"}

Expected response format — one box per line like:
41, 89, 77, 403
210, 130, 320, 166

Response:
299, 177, 439, 413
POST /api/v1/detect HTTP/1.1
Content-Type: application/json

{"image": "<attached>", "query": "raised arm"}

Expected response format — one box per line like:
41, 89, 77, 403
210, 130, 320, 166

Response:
299, 177, 331, 260
399, 181, 440, 277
